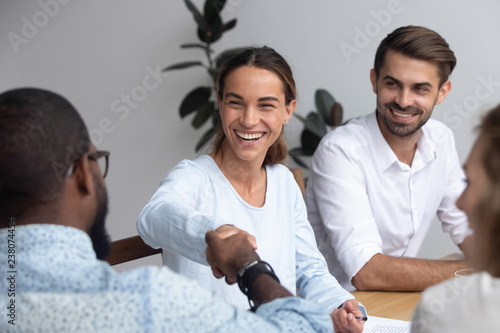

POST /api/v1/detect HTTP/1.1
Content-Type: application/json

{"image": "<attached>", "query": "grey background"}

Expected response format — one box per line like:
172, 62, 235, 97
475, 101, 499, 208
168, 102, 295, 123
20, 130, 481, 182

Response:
2, 0, 499, 270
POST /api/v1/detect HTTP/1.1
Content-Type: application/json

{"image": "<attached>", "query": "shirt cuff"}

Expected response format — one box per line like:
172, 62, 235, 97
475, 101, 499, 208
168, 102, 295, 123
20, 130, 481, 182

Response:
448, 224, 473, 246
339, 243, 382, 286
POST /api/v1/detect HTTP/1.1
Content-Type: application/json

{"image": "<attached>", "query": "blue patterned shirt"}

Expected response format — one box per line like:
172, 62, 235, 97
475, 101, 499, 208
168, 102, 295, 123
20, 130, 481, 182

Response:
0, 224, 333, 332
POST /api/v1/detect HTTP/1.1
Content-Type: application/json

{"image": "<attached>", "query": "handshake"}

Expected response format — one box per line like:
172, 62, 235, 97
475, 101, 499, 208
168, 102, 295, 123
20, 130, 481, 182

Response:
205, 225, 365, 333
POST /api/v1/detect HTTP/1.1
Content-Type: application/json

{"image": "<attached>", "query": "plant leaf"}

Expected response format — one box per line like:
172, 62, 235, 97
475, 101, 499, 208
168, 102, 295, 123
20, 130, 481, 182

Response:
222, 18, 237, 32
198, 14, 223, 43
207, 67, 218, 79
192, 101, 215, 129
292, 156, 309, 170
179, 86, 212, 118
294, 112, 327, 137
180, 43, 213, 53
288, 148, 310, 169
329, 102, 343, 127
184, 0, 208, 31
162, 61, 204, 72
195, 126, 216, 152
300, 129, 322, 154
212, 103, 221, 126
204, 0, 226, 23
315, 89, 336, 124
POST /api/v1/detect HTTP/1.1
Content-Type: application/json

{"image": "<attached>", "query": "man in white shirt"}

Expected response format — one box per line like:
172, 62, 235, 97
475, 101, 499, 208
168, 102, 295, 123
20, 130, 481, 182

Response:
305, 26, 472, 292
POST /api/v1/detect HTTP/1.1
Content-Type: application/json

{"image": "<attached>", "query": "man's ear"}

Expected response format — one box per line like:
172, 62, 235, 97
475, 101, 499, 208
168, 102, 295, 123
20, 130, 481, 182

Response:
74, 156, 94, 195
370, 69, 378, 94
435, 80, 451, 105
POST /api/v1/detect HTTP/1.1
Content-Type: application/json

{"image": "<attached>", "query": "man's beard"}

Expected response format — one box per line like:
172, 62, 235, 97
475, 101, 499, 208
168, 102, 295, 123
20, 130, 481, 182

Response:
377, 100, 431, 137
89, 174, 111, 260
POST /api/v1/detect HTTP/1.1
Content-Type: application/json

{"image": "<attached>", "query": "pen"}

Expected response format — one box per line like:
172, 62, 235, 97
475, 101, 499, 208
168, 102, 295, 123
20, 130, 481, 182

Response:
337, 303, 368, 321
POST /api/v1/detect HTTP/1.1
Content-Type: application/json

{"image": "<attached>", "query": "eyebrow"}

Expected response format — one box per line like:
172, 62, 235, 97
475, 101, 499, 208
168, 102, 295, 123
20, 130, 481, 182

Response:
225, 92, 243, 100
258, 96, 280, 102
383, 75, 434, 89
225, 92, 280, 103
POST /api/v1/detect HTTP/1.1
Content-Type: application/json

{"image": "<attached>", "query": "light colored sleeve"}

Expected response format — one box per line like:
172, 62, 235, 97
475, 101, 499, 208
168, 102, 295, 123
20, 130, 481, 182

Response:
436, 131, 472, 244
410, 286, 446, 333
308, 138, 382, 284
148, 266, 334, 332
292, 176, 364, 315
136, 160, 227, 265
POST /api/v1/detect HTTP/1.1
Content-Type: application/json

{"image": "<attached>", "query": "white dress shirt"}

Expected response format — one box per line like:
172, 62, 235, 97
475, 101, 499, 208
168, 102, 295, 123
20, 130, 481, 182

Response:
412, 271, 500, 332
305, 111, 471, 291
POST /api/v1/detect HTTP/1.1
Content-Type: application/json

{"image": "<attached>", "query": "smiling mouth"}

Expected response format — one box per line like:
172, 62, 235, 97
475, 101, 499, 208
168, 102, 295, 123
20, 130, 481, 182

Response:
392, 109, 415, 118
235, 130, 264, 142
385, 101, 422, 120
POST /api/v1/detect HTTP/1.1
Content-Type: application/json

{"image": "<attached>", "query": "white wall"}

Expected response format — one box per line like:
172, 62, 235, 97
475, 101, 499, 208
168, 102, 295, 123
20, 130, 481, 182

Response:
2, 0, 500, 268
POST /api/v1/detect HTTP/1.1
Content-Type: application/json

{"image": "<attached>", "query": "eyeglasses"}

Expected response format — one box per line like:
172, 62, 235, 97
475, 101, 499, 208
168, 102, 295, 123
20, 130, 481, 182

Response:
88, 151, 110, 178
66, 150, 110, 179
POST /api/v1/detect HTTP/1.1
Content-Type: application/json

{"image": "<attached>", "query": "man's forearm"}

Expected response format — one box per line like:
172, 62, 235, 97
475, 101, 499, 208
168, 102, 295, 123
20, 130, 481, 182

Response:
249, 274, 294, 309
352, 253, 467, 291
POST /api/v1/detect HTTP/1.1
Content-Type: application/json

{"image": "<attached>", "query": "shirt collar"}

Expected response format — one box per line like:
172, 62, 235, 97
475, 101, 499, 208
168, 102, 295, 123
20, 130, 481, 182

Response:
367, 111, 436, 173
366, 111, 399, 173
413, 125, 437, 171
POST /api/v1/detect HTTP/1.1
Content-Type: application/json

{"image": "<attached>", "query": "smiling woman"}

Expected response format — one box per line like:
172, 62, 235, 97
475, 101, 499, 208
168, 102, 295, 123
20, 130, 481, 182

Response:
213, 66, 294, 179
137, 46, 366, 332
212, 46, 297, 167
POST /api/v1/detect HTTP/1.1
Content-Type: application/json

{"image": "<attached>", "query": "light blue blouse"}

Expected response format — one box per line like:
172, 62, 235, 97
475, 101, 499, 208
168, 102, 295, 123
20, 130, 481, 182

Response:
137, 155, 358, 313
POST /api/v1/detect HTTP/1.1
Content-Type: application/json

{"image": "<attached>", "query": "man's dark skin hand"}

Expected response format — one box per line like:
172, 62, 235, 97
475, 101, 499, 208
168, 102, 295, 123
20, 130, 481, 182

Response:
206, 231, 364, 332
205, 231, 293, 308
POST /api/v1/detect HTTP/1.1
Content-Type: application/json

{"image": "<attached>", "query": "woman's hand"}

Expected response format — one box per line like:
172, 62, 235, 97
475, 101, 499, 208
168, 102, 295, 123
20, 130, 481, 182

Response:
331, 299, 365, 333
215, 224, 258, 250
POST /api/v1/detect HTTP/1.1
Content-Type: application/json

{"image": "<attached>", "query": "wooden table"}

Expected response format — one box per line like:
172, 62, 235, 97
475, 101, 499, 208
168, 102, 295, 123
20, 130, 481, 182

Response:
350, 253, 465, 321
352, 290, 421, 321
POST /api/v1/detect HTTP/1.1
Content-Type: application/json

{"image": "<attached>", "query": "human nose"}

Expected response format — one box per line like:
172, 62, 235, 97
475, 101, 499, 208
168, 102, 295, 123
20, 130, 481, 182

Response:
241, 106, 259, 128
395, 89, 413, 109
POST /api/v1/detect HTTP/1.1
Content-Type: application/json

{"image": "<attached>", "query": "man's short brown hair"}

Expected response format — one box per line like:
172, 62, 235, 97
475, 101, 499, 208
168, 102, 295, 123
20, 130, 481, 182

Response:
374, 26, 456, 87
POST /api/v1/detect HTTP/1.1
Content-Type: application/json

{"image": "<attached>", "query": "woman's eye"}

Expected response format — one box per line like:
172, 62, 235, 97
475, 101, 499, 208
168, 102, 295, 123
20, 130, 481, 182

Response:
228, 101, 242, 107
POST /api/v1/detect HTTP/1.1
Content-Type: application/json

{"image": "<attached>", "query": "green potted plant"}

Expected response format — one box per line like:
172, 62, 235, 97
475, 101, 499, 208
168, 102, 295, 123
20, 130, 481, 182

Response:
162, 0, 249, 151
289, 89, 344, 168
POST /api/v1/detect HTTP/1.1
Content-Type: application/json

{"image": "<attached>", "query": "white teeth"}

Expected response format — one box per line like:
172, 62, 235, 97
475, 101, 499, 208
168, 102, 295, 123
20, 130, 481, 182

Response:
236, 130, 263, 141
393, 110, 413, 118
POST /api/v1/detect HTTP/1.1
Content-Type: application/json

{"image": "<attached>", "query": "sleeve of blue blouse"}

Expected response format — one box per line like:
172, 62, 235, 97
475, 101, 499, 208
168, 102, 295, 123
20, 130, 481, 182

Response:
308, 137, 383, 288
436, 129, 472, 244
292, 176, 364, 315
136, 160, 227, 265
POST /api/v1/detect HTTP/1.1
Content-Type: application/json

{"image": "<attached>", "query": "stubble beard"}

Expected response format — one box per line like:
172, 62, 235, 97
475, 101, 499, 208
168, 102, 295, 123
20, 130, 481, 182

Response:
89, 173, 111, 260
376, 99, 432, 138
